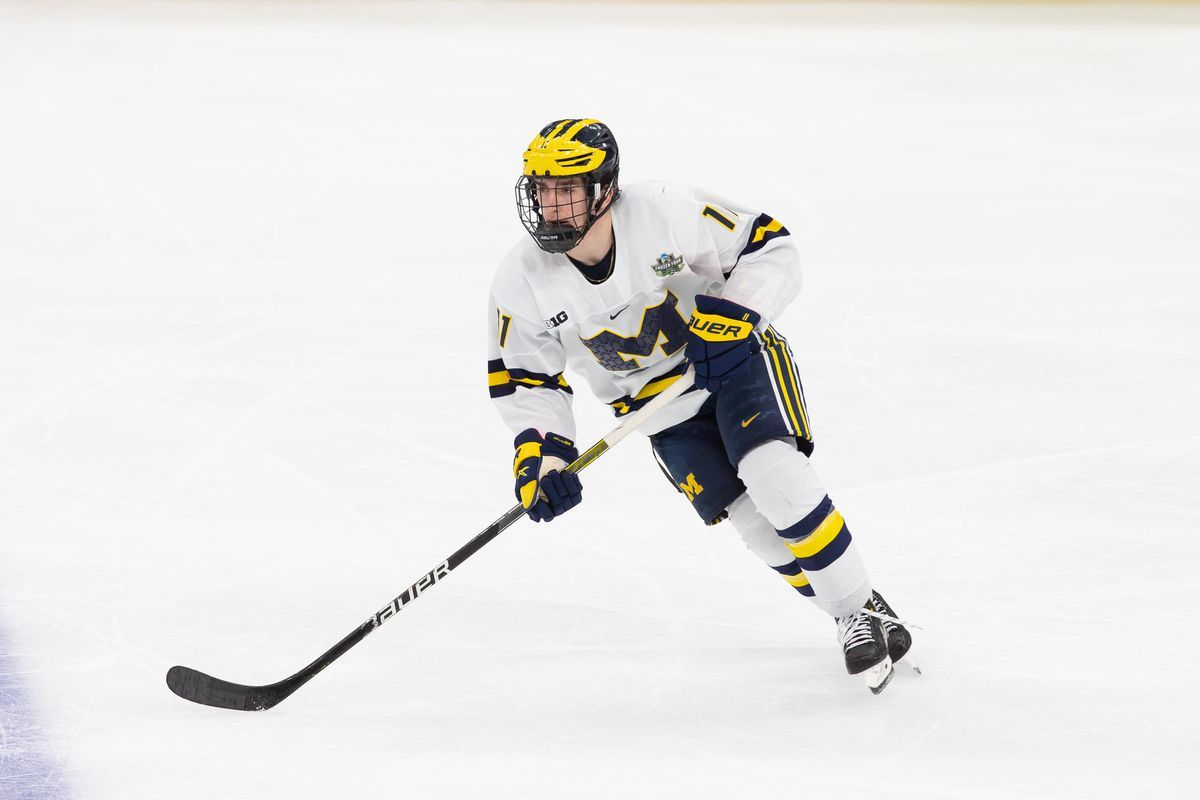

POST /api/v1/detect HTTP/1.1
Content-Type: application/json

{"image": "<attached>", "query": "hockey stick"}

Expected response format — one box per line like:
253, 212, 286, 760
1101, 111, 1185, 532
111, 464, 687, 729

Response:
166, 368, 696, 711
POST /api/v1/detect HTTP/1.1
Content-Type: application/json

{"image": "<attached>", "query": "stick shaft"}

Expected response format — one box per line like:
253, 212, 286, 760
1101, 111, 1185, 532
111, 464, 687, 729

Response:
167, 369, 695, 710
367, 367, 694, 632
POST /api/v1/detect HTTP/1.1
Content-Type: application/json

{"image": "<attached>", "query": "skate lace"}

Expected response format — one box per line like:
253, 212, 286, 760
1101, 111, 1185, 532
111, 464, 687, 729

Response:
874, 608, 897, 631
836, 611, 875, 649
863, 607, 920, 631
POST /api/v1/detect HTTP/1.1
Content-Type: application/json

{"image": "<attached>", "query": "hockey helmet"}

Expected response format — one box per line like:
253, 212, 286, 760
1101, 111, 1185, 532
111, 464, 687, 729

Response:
515, 118, 621, 254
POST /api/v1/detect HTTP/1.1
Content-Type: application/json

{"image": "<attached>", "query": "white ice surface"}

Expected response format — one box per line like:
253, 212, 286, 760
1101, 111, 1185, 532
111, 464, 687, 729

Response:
2, 1, 1199, 798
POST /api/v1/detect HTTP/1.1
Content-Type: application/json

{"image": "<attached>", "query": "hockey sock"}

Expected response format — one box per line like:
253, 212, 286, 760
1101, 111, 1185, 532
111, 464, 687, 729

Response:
727, 493, 824, 607
737, 440, 871, 618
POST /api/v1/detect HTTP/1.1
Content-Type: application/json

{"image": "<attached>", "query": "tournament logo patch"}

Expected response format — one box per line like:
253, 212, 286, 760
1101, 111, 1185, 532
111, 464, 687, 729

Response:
652, 252, 684, 277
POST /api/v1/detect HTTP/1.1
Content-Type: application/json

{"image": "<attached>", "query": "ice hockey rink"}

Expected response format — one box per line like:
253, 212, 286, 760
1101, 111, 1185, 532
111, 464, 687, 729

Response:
2, 0, 1198, 797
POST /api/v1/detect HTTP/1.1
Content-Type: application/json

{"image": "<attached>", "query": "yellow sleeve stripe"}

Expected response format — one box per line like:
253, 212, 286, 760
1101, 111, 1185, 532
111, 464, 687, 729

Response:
752, 218, 784, 243
786, 510, 845, 559
488, 370, 544, 387
489, 371, 565, 388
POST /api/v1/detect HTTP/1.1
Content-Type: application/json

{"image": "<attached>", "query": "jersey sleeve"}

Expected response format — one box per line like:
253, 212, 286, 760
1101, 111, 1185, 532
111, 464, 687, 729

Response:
487, 272, 576, 441
673, 187, 802, 324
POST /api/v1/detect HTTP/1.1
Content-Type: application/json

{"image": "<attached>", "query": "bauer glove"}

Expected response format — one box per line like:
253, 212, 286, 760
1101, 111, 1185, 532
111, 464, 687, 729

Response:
685, 295, 761, 392
513, 429, 583, 523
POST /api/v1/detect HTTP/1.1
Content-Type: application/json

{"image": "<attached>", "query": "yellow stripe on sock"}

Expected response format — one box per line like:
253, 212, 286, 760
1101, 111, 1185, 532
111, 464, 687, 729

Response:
783, 572, 811, 588
786, 510, 845, 559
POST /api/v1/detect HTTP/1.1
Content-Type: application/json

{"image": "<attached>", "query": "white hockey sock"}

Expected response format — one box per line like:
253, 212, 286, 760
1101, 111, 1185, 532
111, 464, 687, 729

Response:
737, 440, 871, 617
727, 493, 823, 607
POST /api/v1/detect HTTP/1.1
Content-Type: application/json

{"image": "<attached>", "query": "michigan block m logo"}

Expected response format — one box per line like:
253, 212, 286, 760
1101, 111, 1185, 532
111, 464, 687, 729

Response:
580, 291, 690, 371
679, 473, 704, 501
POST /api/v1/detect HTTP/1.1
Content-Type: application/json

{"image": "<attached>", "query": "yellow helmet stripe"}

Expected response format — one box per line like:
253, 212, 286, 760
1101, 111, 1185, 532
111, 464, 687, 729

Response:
522, 118, 609, 177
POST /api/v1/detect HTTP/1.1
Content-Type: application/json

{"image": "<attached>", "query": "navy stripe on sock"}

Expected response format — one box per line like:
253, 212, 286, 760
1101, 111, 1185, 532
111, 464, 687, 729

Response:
794, 522, 853, 572
778, 495, 833, 541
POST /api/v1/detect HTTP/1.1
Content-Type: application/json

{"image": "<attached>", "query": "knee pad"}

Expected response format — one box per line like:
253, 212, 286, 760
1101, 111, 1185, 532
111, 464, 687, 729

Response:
736, 439, 828, 530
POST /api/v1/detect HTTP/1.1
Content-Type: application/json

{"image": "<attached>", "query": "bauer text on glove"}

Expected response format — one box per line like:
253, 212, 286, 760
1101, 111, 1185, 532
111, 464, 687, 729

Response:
685, 295, 762, 392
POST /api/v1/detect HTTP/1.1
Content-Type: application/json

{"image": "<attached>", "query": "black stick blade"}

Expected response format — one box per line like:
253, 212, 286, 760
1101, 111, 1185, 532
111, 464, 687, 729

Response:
166, 665, 292, 711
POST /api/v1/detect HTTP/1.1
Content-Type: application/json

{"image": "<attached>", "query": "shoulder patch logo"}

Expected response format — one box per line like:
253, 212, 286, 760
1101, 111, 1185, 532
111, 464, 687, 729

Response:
545, 310, 568, 329
652, 252, 684, 277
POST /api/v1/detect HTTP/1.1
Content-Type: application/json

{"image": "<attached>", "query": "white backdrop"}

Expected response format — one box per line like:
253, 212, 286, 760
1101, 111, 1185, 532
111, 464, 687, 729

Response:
2, 2, 1199, 798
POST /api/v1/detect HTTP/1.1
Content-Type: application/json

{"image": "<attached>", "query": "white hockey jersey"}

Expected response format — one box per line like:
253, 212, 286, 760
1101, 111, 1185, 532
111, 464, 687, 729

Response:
487, 181, 801, 441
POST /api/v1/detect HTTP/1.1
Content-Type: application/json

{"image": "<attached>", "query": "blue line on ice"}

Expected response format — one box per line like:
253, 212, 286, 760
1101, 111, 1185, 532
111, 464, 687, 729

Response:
0, 625, 71, 800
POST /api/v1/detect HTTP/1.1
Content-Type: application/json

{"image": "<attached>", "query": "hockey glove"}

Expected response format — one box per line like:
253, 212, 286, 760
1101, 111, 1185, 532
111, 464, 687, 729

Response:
513, 429, 583, 523
685, 295, 762, 392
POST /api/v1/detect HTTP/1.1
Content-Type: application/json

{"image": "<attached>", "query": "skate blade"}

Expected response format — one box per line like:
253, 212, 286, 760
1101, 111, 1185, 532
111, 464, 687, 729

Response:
864, 656, 894, 695
897, 644, 922, 676
908, 657, 923, 676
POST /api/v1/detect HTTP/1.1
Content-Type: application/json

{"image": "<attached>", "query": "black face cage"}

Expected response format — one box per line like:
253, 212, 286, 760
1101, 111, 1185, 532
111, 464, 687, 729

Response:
515, 167, 620, 254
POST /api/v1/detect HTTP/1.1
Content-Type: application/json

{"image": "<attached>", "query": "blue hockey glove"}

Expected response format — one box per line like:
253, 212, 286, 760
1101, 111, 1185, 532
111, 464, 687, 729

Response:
685, 295, 762, 392
513, 429, 583, 523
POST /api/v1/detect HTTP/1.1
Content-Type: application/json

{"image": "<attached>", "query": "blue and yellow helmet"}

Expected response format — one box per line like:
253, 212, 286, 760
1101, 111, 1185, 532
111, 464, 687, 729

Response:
515, 118, 621, 254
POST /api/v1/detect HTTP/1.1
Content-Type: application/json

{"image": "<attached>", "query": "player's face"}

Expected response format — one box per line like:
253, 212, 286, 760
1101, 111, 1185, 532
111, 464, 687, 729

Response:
534, 177, 589, 228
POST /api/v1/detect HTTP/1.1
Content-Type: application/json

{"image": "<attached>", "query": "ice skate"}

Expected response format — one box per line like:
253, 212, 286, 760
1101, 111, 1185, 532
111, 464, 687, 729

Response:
870, 590, 912, 664
835, 604, 893, 694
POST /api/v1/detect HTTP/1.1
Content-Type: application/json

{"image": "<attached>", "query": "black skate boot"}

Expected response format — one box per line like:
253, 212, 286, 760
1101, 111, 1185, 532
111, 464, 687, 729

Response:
870, 590, 912, 664
835, 604, 893, 694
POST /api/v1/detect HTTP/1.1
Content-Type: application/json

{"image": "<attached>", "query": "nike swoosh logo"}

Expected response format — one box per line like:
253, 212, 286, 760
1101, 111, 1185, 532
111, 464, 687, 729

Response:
609, 306, 629, 320
740, 412, 762, 428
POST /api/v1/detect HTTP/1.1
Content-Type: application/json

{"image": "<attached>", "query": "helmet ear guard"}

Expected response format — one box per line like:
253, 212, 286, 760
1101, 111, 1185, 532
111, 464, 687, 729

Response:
515, 119, 621, 254
590, 179, 616, 215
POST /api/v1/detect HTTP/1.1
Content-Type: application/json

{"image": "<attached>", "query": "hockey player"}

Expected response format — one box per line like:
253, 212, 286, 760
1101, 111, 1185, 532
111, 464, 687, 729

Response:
487, 118, 910, 692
